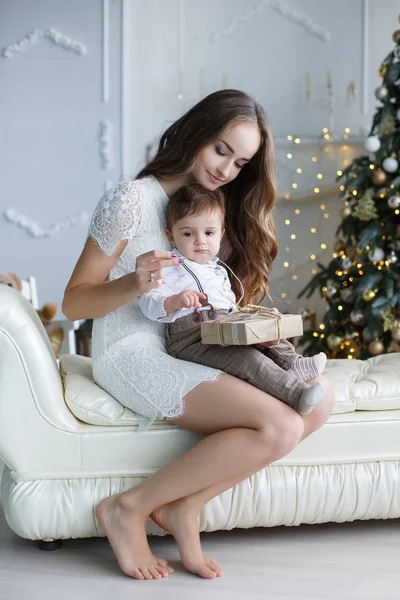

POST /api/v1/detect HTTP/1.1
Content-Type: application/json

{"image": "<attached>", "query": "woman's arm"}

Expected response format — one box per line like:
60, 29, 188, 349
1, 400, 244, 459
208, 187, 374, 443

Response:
62, 237, 179, 321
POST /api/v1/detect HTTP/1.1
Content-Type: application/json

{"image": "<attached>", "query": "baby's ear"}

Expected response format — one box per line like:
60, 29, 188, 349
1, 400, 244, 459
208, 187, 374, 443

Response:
165, 228, 174, 245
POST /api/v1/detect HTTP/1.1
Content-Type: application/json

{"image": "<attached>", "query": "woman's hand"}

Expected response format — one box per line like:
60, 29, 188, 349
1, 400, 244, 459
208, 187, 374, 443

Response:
135, 250, 182, 294
164, 290, 206, 314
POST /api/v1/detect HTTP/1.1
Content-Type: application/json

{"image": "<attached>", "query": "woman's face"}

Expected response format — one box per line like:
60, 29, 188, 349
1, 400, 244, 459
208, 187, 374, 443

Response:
191, 121, 261, 190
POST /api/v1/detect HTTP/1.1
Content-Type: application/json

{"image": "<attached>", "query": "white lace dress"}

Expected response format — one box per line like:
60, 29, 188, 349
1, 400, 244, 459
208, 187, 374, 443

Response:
88, 175, 221, 430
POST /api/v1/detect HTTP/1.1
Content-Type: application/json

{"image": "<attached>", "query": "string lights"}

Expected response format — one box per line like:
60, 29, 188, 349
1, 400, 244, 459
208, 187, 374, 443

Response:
277, 126, 357, 309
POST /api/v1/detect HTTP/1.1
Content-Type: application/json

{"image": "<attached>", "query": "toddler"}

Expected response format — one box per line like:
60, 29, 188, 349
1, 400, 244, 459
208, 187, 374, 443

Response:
139, 183, 326, 415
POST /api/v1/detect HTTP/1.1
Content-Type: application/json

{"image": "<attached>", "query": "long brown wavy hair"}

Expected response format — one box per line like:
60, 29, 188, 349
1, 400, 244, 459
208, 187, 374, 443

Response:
137, 89, 278, 306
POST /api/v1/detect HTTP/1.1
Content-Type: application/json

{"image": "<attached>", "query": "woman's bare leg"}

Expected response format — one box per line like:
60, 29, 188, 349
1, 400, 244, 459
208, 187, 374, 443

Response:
151, 374, 335, 574
96, 373, 306, 580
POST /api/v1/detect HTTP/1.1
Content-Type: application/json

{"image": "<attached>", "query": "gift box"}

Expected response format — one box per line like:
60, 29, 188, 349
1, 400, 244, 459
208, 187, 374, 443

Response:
201, 311, 303, 346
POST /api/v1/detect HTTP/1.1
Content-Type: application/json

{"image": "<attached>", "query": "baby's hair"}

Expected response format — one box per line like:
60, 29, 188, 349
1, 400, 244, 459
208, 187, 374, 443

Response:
166, 183, 225, 230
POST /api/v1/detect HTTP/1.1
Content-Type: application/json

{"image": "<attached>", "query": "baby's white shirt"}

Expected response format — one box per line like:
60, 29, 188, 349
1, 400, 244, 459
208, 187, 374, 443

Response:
139, 249, 237, 323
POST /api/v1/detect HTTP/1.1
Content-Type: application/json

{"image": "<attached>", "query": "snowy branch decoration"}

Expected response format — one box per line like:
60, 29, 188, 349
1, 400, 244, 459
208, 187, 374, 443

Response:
3, 209, 88, 238
210, 0, 330, 43
3, 28, 87, 58
99, 119, 113, 170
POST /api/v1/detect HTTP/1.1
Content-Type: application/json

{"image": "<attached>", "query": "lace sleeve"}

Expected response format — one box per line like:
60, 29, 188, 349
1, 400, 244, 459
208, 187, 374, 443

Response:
88, 179, 143, 255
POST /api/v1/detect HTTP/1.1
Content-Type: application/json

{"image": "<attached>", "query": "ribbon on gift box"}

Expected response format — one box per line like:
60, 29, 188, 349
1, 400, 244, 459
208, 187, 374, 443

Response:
216, 304, 282, 346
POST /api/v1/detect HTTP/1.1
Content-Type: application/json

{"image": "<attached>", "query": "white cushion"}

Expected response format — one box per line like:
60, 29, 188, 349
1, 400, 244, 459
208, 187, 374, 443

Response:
59, 354, 168, 428
60, 353, 400, 427
326, 354, 400, 414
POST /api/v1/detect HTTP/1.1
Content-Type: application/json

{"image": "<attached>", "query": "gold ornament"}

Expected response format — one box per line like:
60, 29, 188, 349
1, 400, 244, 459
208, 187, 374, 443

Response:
379, 113, 396, 135
372, 169, 387, 185
392, 327, 400, 342
393, 29, 400, 44
327, 334, 343, 350
379, 64, 388, 78
363, 289, 376, 302
382, 306, 397, 332
368, 339, 385, 355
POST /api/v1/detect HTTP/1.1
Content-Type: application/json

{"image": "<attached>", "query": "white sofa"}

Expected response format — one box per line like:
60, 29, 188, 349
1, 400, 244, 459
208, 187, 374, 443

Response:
2, 284, 400, 548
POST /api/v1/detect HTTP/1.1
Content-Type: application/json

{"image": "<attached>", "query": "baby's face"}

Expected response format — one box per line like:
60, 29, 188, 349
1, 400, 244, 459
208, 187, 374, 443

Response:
170, 210, 224, 264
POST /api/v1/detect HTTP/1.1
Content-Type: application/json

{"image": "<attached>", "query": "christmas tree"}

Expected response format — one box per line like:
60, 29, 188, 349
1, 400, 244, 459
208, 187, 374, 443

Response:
297, 19, 400, 360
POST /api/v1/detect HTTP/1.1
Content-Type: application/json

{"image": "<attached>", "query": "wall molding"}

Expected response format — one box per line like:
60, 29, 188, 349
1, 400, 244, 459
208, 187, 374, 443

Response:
210, 0, 331, 44
3, 209, 88, 238
99, 119, 113, 169
3, 28, 87, 58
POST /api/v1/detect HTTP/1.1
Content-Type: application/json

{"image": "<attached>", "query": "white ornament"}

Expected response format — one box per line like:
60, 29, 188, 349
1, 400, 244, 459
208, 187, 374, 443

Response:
382, 157, 399, 173
388, 194, 400, 209
368, 247, 385, 262
3, 28, 87, 58
210, 0, 330, 43
364, 136, 381, 152
99, 120, 113, 170
375, 85, 388, 101
3, 209, 88, 238
350, 310, 363, 325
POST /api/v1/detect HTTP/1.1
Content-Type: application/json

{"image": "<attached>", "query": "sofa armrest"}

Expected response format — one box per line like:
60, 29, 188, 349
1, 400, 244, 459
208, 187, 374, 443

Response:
0, 286, 88, 473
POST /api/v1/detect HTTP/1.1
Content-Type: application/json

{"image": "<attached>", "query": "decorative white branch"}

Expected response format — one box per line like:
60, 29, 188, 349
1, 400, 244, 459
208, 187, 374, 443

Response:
3, 209, 88, 238
3, 28, 87, 58
210, 0, 330, 43
99, 120, 113, 170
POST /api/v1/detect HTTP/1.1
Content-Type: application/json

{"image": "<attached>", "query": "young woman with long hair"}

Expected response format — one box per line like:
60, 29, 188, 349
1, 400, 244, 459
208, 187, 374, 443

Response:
63, 89, 335, 581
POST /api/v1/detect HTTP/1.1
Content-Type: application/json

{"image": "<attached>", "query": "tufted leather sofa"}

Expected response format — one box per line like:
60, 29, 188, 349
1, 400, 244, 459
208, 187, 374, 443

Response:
2, 284, 400, 545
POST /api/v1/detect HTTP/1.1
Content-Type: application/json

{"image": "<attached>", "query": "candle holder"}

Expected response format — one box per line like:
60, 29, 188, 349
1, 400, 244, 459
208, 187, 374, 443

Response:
312, 79, 341, 140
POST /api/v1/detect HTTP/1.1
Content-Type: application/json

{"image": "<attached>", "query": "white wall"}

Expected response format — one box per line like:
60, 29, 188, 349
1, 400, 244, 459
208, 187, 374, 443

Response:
1, 0, 399, 315
123, 0, 400, 319
0, 0, 122, 312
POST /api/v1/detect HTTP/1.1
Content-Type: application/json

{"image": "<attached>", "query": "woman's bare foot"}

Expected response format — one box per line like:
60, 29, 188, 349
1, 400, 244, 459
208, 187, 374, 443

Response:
151, 500, 222, 579
95, 494, 174, 580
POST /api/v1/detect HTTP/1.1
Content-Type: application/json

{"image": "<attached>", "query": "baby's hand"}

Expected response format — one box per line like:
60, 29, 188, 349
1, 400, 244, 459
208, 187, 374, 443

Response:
165, 290, 206, 314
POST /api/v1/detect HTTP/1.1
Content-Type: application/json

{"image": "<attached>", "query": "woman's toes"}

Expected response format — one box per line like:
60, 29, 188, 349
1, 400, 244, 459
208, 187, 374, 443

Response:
140, 568, 153, 580
206, 558, 222, 576
155, 565, 170, 577
148, 566, 162, 579
132, 568, 144, 580
198, 565, 217, 579
157, 558, 174, 573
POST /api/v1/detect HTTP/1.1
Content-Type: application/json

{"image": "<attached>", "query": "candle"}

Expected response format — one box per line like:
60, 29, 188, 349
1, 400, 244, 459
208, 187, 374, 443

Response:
327, 69, 332, 87
305, 71, 311, 98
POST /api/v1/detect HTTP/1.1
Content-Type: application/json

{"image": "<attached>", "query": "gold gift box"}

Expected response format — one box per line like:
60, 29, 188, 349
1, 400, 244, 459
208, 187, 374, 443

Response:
201, 313, 303, 346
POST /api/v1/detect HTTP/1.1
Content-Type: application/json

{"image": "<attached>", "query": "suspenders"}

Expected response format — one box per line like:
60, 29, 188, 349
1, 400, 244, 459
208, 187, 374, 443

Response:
180, 262, 217, 322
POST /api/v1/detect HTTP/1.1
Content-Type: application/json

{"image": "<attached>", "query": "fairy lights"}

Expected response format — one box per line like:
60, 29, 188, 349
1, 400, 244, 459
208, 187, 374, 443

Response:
277, 125, 355, 308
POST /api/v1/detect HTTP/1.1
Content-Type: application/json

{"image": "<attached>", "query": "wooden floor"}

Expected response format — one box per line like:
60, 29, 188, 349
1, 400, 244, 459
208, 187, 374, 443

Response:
1, 460, 399, 599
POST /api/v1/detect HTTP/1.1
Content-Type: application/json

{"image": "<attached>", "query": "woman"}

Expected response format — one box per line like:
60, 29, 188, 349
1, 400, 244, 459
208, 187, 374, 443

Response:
63, 89, 335, 582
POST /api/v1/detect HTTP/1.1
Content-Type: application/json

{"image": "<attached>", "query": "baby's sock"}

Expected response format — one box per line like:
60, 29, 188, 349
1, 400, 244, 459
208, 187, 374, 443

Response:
288, 354, 327, 382
296, 382, 325, 415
